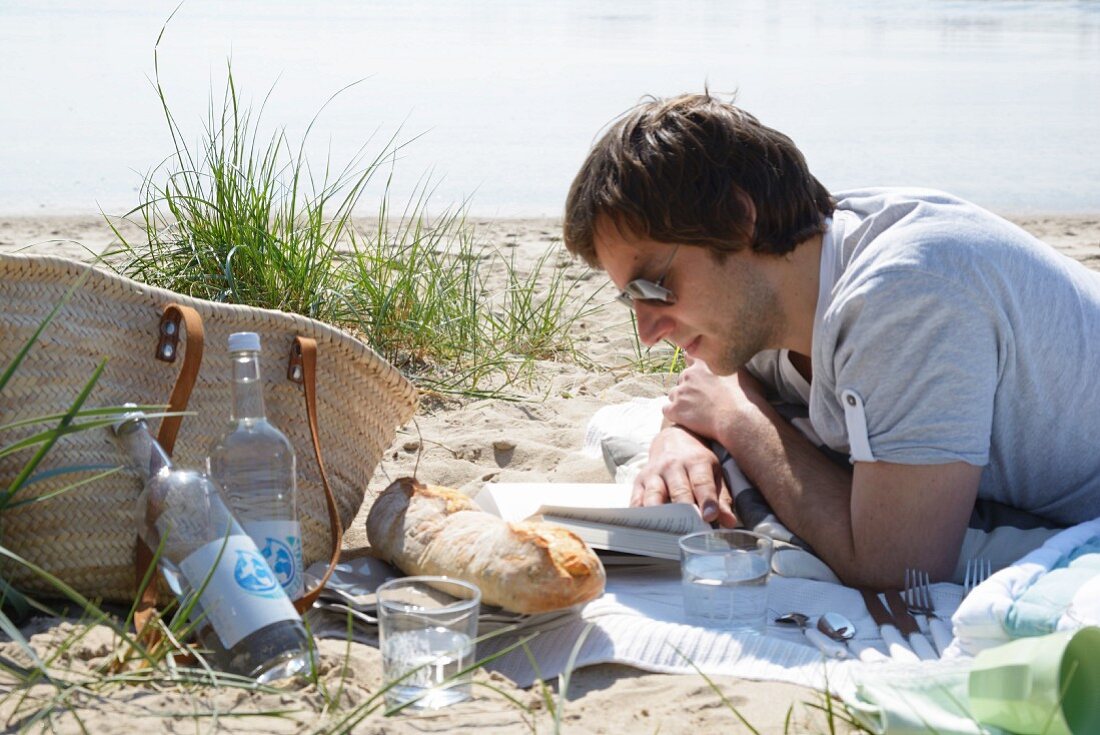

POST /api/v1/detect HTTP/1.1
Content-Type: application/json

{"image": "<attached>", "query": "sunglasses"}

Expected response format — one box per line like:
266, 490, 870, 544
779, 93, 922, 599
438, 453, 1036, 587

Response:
615, 244, 681, 308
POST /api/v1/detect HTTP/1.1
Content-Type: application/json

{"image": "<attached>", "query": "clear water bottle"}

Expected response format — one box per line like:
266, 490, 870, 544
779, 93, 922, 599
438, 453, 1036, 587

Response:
112, 410, 311, 682
207, 332, 304, 600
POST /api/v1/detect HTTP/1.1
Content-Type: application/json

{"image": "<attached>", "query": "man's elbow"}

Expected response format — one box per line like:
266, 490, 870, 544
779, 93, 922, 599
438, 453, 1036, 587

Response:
832, 563, 904, 590
828, 545, 958, 590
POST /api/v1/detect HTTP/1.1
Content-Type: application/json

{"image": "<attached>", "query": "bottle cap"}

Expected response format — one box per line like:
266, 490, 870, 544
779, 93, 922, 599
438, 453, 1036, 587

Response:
228, 332, 262, 353
110, 402, 147, 435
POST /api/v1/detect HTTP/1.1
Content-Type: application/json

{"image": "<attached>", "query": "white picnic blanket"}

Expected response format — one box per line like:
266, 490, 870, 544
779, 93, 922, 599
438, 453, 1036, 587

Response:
307, 556, 989, 733
308, 556, 965, 689
477, 562, 967, 689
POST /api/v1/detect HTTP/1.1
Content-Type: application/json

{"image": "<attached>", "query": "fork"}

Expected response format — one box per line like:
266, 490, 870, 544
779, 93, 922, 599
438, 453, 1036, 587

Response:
964, 557, 992, 594
904, 568, 953, 654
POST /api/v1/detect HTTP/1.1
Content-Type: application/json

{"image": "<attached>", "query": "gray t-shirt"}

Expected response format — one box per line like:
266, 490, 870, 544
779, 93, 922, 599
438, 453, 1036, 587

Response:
797, 188, 1100, 525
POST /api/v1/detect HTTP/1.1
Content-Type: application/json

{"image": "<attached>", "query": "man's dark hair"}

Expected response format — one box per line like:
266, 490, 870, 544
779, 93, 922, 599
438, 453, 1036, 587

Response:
563, 93, 835, 268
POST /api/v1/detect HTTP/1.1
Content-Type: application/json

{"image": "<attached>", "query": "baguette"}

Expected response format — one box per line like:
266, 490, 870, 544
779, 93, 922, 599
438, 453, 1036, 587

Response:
366, 477, 605, 614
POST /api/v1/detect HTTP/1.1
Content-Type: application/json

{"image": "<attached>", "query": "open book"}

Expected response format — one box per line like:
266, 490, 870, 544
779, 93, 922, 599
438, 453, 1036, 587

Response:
474, 483, 709, 560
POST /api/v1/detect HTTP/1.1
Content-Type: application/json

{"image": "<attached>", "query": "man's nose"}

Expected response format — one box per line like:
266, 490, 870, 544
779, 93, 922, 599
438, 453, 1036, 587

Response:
634, 302, 675, 347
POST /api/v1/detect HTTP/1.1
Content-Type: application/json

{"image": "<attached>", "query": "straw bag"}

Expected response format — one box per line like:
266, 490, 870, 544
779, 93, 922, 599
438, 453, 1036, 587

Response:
0, 252, 418, 603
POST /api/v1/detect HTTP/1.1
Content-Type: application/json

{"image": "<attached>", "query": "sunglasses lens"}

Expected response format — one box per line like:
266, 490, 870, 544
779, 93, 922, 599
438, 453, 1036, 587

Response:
617, 280, 675, 307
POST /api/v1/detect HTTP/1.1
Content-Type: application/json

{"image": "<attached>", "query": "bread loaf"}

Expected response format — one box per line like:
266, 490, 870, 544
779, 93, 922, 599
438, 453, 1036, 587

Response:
366, 477, 605, 613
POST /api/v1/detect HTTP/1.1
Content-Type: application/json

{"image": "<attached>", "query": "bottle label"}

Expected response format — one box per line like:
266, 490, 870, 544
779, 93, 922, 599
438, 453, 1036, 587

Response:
242, 520, 305, 600
179, 534, 300, 649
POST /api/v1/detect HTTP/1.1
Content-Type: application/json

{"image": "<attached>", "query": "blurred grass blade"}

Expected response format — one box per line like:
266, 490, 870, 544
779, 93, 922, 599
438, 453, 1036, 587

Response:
0, 404, 167, 434
1, 359, 108, 509
0, 544, 157, 669
8, 466, 123, 509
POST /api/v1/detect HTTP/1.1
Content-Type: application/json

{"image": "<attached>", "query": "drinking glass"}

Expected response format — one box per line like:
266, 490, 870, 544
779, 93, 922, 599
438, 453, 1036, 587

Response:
679, 529, 773, 634
377, 576, 480, 710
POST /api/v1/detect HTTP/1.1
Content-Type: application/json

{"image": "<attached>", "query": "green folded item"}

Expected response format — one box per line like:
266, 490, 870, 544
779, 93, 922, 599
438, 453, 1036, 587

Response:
846, 659, 999, 735
844, 628, 1100, 735
968, 628, 1100, 735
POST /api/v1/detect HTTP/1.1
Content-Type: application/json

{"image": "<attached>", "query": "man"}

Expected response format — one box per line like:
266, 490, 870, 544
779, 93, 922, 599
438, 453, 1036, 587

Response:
563, 93, 1100, 588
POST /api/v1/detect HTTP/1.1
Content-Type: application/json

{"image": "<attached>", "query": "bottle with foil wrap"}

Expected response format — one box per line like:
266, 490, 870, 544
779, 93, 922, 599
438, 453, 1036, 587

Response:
112, 409, 310, 682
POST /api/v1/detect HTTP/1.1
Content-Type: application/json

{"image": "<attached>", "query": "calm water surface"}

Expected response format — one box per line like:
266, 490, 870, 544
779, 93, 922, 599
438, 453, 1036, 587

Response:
2, 0, 1099, 216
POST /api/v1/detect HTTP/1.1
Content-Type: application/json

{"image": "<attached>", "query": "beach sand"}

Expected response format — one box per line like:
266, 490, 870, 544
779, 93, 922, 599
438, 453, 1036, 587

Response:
1, 212, 1098, 733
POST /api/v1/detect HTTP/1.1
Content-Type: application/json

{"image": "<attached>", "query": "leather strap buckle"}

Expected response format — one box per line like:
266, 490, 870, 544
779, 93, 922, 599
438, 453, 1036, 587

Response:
156, 310, 183, 363
286, 340, 305, 384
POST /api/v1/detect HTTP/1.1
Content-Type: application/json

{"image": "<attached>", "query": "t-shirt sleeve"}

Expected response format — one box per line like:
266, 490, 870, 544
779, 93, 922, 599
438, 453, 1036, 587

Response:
812, 269, 1000, 466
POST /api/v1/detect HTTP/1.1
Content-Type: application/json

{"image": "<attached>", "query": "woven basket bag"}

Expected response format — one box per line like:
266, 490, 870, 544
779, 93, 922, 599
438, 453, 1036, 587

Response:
0, 252, 418, 603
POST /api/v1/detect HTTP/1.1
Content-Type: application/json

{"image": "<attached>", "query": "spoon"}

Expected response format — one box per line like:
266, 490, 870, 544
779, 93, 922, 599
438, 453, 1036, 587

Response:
775, 612, 849, 659
774, 611, 810, 629
817, 611, 856, 654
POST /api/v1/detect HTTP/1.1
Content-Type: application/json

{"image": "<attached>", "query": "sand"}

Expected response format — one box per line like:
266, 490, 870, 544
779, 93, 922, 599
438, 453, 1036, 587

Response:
1, 212, 1098, 733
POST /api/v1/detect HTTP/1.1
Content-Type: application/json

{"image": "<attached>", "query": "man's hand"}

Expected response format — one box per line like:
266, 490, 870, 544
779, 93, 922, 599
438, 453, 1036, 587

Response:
662, 361, 767, 443
630, 424, 737, 527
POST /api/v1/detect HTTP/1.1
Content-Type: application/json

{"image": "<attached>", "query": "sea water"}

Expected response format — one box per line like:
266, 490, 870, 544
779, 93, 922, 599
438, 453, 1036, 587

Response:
381, 627, 475, 710
682, 552, 770, 633
4, 1, 1099, 217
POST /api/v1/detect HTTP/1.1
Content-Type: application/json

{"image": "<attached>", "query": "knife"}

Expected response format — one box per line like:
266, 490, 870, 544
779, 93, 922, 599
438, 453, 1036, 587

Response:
884, 590, 939, 661
859, 588, 919, 662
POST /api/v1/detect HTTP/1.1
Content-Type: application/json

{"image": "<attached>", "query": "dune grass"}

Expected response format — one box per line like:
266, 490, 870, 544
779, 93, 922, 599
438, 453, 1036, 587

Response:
104, 37, 602, 400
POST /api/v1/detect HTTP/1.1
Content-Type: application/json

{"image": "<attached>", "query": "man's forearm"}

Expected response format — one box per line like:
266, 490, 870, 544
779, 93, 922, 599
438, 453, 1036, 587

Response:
718, 397, 979, 586
717, 400, 884, 587
661, 362, 973, 585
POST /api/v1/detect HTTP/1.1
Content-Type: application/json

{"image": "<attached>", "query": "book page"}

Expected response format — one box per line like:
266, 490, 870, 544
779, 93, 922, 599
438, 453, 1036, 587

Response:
547, 519, 683, 559
474, 481, 712, 558
540, 504, 709, 536
474, 483, 632, 522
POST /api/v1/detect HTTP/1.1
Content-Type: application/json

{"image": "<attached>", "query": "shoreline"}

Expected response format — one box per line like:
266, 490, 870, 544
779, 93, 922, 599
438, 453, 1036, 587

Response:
2, 211, 1096, 250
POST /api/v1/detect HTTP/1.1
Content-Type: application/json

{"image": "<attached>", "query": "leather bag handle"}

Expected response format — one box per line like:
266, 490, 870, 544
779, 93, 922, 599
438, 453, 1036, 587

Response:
134, 304, 205, 639
288, 336, 343, 614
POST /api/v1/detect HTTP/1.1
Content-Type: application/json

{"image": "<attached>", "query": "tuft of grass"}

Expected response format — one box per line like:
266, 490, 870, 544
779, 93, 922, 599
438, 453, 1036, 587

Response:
104, 29, 599, 399
670, 643, 874, 735
105, 45, 382, 321
336, 203, 498, 389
